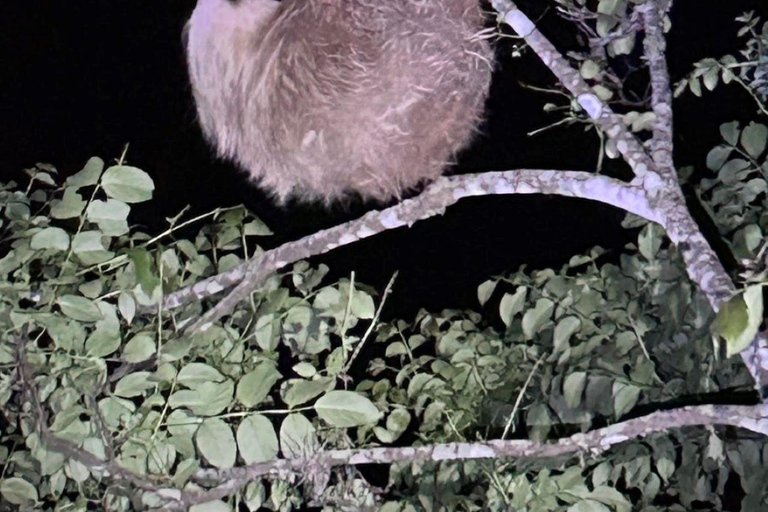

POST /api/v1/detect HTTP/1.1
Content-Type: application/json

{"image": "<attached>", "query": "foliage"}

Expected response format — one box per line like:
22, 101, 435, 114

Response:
0, 152, 764, 511
0, 161, 387, 510
1, 5, 768, 512
675, 12, 768, 115
699, 120, 768, 261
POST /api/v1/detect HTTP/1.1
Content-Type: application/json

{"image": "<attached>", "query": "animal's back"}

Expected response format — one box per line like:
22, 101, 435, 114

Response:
186, 0, 493, 203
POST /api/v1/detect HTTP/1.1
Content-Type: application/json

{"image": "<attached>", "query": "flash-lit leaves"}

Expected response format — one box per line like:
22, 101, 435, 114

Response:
700, 122, 768, 253
122, 333, 156, 363
50, 188, 86, 219
499, 287, 526, 328
740, 122, 767, 159
281, 377, 334, 409
237, 414, 279, 464
86, 199, 130, 236
31, 227, 70, 252
0, 477, 39, 505
169, 380, 234, 416
196, 418, 236, 469
72, 231, 114, 265
100, 165, 155, 203
314, 391, 382, 427
477, 279, 497, 306
2, 147, 766, 512
85, 302, 121, 357
57, 295, 103, 322
522, 298, 554, 340
126, 247, 160, 295
713, 286, 764, 357
279, 413, 318, 459
65, 156, 104, 189
236, 362, 282, 408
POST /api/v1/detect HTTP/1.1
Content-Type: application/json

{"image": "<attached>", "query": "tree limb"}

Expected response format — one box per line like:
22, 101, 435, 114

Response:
182, 171, 651, 333
174, 404, 768, 510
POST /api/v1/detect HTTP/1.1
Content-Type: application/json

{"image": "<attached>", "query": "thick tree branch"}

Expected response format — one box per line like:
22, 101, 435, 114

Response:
490, 0, 656, 182
182, 171, 651, 333
171, 404, 768, 509
491, 0, 767, 391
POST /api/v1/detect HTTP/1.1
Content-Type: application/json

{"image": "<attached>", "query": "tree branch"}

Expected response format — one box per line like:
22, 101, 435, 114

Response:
173, 404, 768, 510
490, 0, 767, 392
182, 171, 651, 333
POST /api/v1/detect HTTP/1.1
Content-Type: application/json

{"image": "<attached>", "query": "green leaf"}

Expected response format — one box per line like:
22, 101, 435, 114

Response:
702, 66, 719, 91
720, 121, 740, 146
740, 122, 768, 158
314, 391, 382, 427
254, 314, 279, 352
564, 371, 587, 408
114, 371, 155, 398
72, 231, 115, 265
118, 292, 136, 323
172, 458, 199, 487
554, 316, 581, 352
705, 145, 732, 171
196, 418, 236, 469
86, 199, 130, 236
292, 362, 317, 378
612, 382, 640, 417
499, 287, 527, 328
522, 298, 554, 340
351, 289, 375, 319
656, 457, 675, 482
281, 377, 333, 409
638, 223, 664, 260
177, 363, 226, 390
0, 477, 39, 505
588, 486, 631, 512
243, 481, 266, 511
101, 165, 155, 203
65, 156, 104, 189
57, 295, 103, 322
126, 247, 160, 295
714, 286, 764, 357
190, 501, 231, 512
477, 279, 497, 306
567, 500, 611, 512
50, 187, 86, 219
169, 380, 234, 416
30, 227, 70, 251
122, 333, 156, 363
580, 60, 600, 80
237, 414, 279, 464
236, 363, 282, 408
385, 408, 411, 436
279, 413, 318, 458
243, 217, 273, 236
85, 302, 121, 357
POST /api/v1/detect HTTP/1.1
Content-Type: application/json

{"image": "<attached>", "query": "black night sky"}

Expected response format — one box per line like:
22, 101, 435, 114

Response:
0, 0, 765, 319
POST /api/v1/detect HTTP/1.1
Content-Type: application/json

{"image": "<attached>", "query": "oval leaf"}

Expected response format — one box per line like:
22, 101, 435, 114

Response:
196, 418, 236, 469
237, 414, 279, 464
279, 413, 318, 458
30, 227, 69, 251
314, 391, 382, 427
101, 165, 155, 203
57, 295, 103, 322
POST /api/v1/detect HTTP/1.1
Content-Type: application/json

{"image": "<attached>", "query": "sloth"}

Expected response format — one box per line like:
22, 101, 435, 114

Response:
185, 0, 493, 204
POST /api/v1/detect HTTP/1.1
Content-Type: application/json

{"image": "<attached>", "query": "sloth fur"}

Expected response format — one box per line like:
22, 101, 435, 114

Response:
185, 0, 492, 204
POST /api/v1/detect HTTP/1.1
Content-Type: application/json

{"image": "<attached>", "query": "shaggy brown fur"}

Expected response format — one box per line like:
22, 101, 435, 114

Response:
185, 0, 492, 204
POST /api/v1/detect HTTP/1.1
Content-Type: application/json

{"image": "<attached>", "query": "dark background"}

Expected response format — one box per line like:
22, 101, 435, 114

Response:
0, 0, 764, 320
